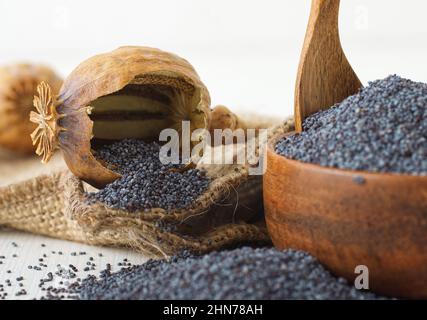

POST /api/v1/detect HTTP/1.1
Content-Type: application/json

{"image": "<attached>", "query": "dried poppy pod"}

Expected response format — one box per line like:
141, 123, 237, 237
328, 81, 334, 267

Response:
0, 64, 62, 154
30, 46, 211, 188
210, 105, 247, 133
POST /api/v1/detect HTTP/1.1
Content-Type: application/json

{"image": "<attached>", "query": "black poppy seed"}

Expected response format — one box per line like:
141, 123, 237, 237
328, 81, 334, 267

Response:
353, 176, 366, 185
69, 265, 78, 273
15, 289, 27, 296
86, 140, 210, 212
276, 75, 427, 175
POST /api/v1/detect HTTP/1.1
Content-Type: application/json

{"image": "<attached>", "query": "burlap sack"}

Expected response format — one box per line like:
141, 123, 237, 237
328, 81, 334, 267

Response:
0, 117, 294, 257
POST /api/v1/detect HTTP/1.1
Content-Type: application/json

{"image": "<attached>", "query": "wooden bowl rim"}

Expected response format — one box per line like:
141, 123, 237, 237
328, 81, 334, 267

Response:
268, 131, 427, 181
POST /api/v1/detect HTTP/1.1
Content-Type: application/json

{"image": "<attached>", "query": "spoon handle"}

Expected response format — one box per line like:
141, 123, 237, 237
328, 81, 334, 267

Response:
294, 0, 362, 132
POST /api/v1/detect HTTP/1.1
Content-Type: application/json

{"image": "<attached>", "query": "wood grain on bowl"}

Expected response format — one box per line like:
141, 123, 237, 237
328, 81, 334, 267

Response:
264, 132, 427, 299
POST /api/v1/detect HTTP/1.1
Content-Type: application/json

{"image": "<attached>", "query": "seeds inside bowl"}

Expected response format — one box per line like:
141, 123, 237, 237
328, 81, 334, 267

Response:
86, 139, 210, 212
276, 75, 427, 175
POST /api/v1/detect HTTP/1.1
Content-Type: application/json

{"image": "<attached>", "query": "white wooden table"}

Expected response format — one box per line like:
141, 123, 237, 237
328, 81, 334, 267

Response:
0, 228, 149, 300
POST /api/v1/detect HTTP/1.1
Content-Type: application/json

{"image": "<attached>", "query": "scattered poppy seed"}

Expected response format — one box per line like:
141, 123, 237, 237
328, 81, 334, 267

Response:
353, 176, 366, 185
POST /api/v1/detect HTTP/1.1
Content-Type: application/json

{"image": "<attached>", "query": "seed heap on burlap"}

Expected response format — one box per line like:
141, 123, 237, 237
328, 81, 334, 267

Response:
42, 247, 383, 300
86, 139, 210, 212
276, 75, 427, 175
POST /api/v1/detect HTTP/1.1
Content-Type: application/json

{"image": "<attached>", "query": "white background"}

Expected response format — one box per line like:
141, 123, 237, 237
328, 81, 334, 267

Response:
1, 0, 426, 117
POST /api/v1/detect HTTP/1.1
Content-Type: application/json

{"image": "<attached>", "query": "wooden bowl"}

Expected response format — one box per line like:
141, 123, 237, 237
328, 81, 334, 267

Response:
264, 131, 427, 299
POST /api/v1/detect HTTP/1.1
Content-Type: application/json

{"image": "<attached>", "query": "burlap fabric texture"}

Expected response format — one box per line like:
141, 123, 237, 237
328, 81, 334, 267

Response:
0, 117, 294, 257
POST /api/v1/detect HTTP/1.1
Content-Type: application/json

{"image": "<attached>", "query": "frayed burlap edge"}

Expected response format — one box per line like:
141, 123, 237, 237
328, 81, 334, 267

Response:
0, 117, 294, 257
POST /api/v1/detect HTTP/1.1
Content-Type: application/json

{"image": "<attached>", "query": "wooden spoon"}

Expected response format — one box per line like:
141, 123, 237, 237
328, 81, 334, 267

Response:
294, 0, 362, 132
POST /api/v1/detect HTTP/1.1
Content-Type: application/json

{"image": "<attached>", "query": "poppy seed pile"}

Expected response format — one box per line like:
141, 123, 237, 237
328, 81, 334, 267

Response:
43, 247, 381, 300
86, 139, 210, 212
276, 75, 427, 175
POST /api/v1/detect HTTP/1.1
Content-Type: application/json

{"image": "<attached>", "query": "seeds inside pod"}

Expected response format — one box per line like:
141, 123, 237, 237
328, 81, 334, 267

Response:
0, 64, 62, 154
30, 46, 211, 188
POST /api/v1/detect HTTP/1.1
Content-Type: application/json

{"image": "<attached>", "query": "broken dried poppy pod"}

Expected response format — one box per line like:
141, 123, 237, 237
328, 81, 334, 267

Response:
0, 64, 62, 154
30, 46, 211, 188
